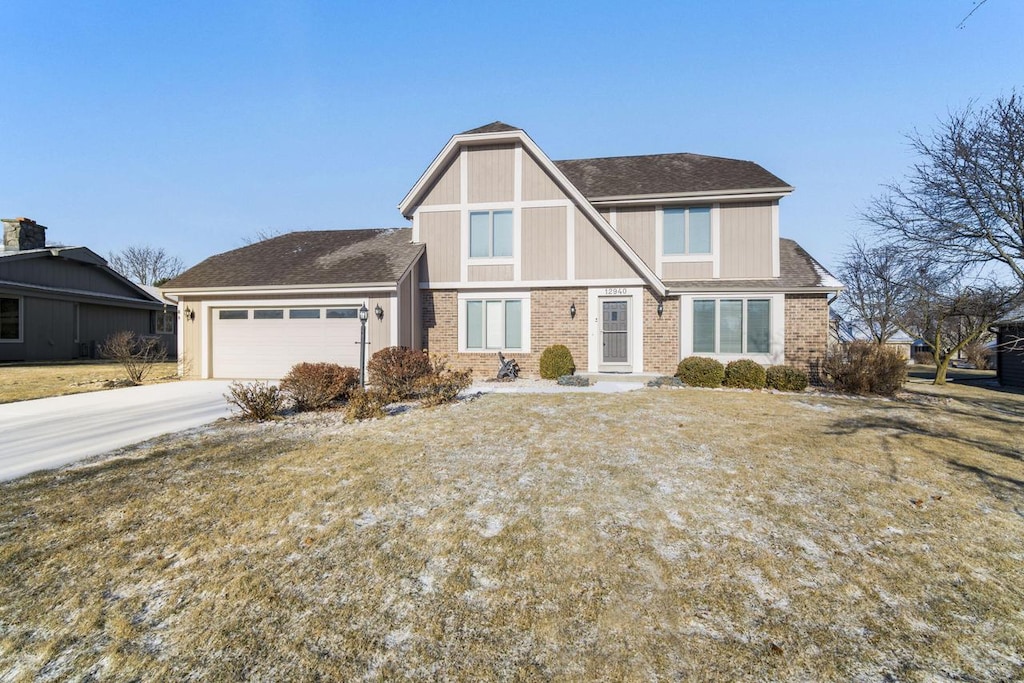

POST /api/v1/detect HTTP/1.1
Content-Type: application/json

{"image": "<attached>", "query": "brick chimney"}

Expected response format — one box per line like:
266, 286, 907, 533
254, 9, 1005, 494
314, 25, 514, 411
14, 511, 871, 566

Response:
2, 217, 48, 251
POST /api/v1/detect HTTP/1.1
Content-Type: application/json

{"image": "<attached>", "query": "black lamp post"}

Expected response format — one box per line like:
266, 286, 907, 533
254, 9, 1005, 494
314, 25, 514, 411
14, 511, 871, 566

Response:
358, 303, 369, 387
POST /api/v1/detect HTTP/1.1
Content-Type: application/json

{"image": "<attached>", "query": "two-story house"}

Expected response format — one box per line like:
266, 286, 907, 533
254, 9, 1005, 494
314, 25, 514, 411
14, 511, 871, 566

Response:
164, 122, 840, 380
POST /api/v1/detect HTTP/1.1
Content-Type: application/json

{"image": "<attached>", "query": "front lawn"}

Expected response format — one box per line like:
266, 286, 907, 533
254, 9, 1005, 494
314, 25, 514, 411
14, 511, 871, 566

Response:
1, 386, 1022, 680
0, 361, 179, 404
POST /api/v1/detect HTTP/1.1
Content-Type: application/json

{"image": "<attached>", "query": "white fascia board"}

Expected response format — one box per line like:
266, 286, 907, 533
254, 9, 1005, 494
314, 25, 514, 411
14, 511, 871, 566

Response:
665, 285, 842, 296
587, 188, 794, 205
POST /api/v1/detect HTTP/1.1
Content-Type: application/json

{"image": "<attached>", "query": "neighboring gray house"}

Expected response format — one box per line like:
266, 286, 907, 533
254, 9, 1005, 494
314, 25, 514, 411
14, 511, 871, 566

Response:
0, 217, 175, 362
993, 307, 1024, 388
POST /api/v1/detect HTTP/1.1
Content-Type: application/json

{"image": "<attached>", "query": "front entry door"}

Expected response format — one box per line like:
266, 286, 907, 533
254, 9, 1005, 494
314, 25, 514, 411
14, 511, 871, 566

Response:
602, 300, 629, 364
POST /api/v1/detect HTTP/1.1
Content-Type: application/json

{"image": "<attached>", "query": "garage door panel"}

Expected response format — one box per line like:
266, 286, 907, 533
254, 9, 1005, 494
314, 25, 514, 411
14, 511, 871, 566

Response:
212, 309, 364, 379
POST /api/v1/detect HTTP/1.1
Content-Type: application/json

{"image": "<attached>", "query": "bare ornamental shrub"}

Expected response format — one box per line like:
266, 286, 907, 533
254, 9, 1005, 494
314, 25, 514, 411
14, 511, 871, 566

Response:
280, 362, 359, 411
415, 354, 472, 407
345, 387, 390, 421
724, 359, 767, 389
675, 356, 725, 388
225, 381, 284, 421
822, 341, 908, 396
962, 342, 992, 370
539, 344, 575, 379
765, 365, 809, 392
367, 346, 432, 400
100, 330, 167, 384
913, 351, 936, 365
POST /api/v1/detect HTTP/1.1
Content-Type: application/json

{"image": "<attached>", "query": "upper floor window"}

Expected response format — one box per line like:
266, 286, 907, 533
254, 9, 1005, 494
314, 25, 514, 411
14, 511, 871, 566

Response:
1, 296, 20, 341
470, 210, 513, 258
664, 206, 711, 255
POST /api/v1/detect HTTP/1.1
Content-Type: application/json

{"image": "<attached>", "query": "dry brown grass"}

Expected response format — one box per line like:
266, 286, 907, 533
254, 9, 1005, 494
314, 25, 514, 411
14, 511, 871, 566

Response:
1, 385, 1022, 680
0, 361, 179, 404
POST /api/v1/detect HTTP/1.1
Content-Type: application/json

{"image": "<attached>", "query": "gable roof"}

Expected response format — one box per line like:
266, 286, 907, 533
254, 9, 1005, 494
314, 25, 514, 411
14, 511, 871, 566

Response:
664, 239, 842, 293
163, 228, 423, 290
553, 153, 792, 199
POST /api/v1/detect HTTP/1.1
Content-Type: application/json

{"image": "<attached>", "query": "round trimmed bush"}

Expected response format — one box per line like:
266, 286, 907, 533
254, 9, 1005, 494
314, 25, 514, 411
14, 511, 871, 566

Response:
539, 344, 575, 379
724, 359, 767, 389
675, 356, 725, 388
765, 365, 809, 392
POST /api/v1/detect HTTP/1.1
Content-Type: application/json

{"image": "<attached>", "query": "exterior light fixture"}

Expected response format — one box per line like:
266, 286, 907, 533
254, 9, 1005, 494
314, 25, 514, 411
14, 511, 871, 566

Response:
184, 306, 195, 321
657, 300, 664, 317
358, 304, 370, 387
374, 303, 384, 321
569, 302, 577, 319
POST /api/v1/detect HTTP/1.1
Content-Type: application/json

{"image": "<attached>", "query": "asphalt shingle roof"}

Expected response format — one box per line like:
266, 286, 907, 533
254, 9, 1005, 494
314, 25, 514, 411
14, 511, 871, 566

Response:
553, 153, 791, 198
664, 239, 842, 292
164, 228, 422, 289
460, 121, 523, 135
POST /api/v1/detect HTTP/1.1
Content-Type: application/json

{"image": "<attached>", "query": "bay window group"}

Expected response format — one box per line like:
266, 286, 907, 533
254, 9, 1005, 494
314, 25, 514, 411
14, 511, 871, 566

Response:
693, 297, 771, 354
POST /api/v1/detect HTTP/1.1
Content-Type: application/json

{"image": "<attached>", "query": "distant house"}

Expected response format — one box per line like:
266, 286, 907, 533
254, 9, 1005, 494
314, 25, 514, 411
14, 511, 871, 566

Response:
0, 217, 173, 362
993, 307, 1024, 388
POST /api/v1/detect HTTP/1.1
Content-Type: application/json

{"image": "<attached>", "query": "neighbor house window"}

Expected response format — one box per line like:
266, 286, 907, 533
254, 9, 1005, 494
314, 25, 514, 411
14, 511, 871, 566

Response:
693, 298, 771, 354
154, 311, 175, 334
664, 206, 712, 255
0, 296, 20, 341
465, 299, 522, 350
469, 210, 513, 258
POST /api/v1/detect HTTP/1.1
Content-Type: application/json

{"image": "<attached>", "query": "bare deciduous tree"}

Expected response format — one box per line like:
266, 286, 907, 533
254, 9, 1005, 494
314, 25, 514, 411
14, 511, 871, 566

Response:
864, 93, 1024, 287
100, 330, 167, 384
835, 238, 910, 343
240, 228, 285, 246
108, 245, 184, 286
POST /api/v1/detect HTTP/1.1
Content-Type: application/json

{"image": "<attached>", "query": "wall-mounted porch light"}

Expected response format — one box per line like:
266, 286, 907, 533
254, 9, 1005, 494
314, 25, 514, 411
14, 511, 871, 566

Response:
374, 303, 384, 321
184, 306, 195, 321
657, 300, 664, 317
569, 302, 577, 319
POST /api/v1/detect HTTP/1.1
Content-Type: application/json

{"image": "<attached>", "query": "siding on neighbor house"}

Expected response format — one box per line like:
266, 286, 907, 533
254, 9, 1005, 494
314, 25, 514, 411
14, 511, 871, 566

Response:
0, 257, 143, 300
997, 324, 1024, 387
719, 201, 774, 279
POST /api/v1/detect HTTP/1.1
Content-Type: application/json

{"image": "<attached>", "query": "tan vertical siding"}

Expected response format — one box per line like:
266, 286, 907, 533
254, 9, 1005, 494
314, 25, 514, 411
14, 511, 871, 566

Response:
418, 211, 461, 282
420, 157, 460, 206
397, 271, 413, 348
615, 207, 656, 270
367, 295, 392, 356
574, 208, 636, 279
467, 145, 515, 203
720, 201, 773, 278
521, 150, 565, 201
467, 264, 513, 281
661, 261, 714, 280
180, 296, 203, 378
521, 206, 567, 280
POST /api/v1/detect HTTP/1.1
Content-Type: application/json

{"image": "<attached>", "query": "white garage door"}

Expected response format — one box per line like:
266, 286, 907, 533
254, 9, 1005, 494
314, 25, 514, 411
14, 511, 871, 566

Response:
212, 306, 363, 379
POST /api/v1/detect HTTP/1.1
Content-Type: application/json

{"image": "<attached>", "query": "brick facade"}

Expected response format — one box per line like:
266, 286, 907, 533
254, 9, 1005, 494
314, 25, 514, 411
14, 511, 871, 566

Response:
643, 290, 680, 375
422, 286, 683, 377
784, 293, 830, 381
421, 287, 589, 377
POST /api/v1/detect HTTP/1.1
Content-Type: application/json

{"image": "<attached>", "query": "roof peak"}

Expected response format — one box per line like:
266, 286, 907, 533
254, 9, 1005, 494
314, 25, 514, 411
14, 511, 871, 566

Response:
459, 121, 523, 135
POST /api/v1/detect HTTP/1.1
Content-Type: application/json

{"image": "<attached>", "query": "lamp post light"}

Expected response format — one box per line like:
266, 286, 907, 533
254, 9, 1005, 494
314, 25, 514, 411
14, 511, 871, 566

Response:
358, 303, 369, 387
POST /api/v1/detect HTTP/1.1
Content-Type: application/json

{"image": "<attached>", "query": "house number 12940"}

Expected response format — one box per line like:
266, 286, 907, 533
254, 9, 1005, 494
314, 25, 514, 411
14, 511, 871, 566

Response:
604, 288, 627, 295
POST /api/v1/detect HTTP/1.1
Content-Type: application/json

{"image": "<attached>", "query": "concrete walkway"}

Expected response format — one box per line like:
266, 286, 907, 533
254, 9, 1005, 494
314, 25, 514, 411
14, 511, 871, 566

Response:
0, 381, 236, 482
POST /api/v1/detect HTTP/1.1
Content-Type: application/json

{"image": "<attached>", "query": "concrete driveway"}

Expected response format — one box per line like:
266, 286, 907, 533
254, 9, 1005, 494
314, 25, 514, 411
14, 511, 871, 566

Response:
0, 380, 237, 482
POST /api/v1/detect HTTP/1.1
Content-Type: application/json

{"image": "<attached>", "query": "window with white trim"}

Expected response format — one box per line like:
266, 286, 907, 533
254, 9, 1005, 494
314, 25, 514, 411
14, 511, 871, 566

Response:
1, 296, 20, 341
693, 298, 770, 354
469, 210, 513, 258
664, 206, 712, 255
465, 299, 522, 350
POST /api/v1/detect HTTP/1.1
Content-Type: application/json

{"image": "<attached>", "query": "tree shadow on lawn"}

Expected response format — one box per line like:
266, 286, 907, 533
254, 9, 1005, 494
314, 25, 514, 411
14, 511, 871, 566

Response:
947, 460, 1024, 519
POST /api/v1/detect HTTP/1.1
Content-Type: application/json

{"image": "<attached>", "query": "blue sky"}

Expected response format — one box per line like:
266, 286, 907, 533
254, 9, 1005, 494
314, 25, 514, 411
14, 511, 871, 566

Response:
1, 1, 1022, 273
